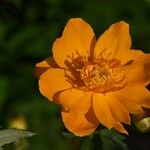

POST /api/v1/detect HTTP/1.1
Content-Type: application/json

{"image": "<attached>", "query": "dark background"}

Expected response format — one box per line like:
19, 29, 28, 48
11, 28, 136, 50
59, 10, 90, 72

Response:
0, 0, 150, 149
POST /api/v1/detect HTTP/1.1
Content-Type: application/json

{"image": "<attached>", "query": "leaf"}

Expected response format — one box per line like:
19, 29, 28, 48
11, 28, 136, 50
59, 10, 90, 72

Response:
80, 138, 92, 150
62, 132, 76, 140
81, 134, 103, 150
6, 25, 44, 51
99, 129, 128, 150
100, 129, 126, 140
0, 129, 36, 148
0, 77, 9, 111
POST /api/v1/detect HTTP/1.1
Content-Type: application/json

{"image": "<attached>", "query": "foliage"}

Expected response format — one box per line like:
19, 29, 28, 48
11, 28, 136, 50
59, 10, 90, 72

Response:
0, 129, 35, 149
0, 0, 150, 149
63, 129, 129, 150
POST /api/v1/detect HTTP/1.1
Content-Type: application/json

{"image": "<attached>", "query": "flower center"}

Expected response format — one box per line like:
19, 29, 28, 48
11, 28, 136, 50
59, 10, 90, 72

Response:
80, 58, 127, 93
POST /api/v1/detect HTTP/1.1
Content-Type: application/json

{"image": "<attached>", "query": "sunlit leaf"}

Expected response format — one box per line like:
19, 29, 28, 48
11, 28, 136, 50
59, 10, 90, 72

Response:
0, 129, 36, 148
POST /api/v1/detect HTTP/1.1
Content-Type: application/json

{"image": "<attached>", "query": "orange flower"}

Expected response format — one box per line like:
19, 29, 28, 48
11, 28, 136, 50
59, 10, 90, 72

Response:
35, 18, 150, 136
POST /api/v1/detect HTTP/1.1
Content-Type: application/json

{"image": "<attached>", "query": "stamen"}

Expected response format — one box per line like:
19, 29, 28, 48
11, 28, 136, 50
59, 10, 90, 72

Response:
65, 52, 128, 93
80, 58, 127, 93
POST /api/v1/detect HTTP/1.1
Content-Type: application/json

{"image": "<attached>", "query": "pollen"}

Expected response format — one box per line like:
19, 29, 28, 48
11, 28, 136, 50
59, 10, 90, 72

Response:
80, 58, 127, 93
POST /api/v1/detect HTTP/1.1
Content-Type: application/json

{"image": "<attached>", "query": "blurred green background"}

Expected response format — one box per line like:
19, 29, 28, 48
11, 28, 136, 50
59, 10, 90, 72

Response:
0, 0, 150, 149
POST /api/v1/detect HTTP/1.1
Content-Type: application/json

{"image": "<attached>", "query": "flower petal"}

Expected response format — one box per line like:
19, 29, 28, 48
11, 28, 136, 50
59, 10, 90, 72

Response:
61, 107, 99, 137
110, 86, 150, 111
35, 57, 58, 78
113, 123, 128, 135
119, 100, 143, 114
58, 88, 91, 113
53, 18, 96, 68
107, 96, 131, 124
127, 49, 150, 63
39, 68, 72, 101
94, 21, 131, 60
126, 50, 150, 86
93, 93, 114, 129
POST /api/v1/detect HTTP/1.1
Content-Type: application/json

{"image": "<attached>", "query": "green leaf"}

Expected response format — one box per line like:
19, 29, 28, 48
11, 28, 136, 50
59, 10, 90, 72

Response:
100, 129, 126, 140
81, 134, 103, 150
0, 77, 9, 111
6, 25, 44, 51
80, 138, 92, 150
0, 129, 36, 148
99, 129, 128, 150
62, 132, 76, 140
